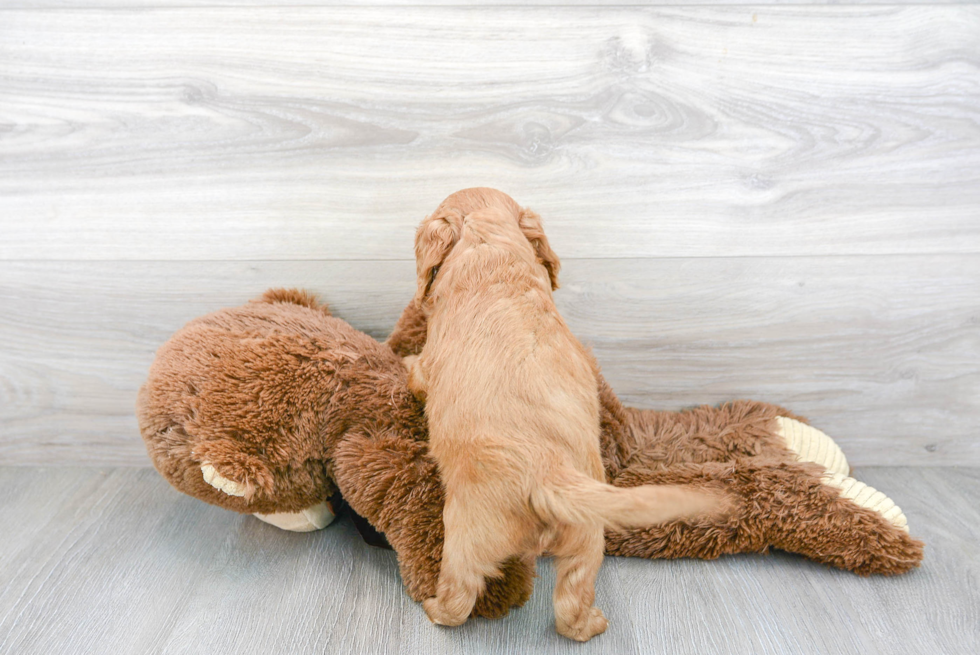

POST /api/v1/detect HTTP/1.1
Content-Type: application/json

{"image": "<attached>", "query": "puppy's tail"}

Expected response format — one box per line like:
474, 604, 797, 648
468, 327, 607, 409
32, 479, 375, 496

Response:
530, 468, 725, 531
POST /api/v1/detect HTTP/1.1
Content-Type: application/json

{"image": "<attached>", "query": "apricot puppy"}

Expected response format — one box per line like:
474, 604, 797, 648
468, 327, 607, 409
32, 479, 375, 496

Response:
407, 188, 723, 641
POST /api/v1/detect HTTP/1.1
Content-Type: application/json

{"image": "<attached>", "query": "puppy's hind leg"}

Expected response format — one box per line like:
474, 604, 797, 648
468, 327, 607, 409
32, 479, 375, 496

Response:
552, 523, 608, 642
424, 495, 520, 626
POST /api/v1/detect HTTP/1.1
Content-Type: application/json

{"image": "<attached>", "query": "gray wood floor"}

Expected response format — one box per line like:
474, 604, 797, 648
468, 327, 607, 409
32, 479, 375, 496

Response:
1, 466, 978, 655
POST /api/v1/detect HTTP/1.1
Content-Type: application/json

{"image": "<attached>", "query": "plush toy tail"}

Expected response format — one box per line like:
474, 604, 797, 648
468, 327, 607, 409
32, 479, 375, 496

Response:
256, 288, 330, 315
530, 468, 725, 531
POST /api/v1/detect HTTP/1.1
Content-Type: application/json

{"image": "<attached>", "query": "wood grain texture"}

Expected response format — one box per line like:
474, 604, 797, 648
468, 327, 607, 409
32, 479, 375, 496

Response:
8, 1, 978, 7
0, 466, 977, 654
2, 7, 979, 260
1, 255, 977, 466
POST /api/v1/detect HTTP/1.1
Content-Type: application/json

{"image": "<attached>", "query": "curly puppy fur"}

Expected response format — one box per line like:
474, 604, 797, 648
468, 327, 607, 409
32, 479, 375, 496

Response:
407, 189, 724, 640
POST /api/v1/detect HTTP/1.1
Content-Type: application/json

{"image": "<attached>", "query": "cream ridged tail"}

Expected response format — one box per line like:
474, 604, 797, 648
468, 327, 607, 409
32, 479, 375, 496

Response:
775, 417, 909, 533
820, 472, 909, 533
775, 417, 849, 476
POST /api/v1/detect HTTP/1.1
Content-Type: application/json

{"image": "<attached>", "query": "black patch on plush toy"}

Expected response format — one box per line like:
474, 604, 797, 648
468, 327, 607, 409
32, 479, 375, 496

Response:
330, 490, 393, 550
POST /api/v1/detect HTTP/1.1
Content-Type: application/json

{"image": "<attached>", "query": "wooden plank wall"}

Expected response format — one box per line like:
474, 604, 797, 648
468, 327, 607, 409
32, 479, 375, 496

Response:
1, 4, 978, 466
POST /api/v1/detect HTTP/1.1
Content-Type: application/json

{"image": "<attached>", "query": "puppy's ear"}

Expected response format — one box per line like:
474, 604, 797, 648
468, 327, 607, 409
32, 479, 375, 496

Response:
518, 208, 561, 290
413, 210, 460, 307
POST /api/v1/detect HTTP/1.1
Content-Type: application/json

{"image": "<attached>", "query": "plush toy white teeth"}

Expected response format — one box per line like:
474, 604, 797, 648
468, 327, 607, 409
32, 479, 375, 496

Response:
201, 463, 336, 531
775, 417, 849, 476
201, 463, 247, 497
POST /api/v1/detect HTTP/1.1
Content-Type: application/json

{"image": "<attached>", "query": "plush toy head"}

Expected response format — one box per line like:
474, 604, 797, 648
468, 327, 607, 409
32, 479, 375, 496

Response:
137, 288, 425, 531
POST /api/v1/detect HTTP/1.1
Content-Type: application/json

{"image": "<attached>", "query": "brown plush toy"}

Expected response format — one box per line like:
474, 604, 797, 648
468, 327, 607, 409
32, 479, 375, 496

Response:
138, 288, 924, 620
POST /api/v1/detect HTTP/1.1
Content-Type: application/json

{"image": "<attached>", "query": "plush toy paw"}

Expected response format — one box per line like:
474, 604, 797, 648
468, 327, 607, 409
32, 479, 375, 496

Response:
254, 502, 336, 532
201, 463, 247, 497
775, 417, 909, 533
556, 606, 608, 642
775, 417, 849, 476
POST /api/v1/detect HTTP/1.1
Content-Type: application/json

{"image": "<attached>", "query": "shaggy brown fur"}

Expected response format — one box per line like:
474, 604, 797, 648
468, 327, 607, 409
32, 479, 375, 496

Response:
138, 192, 923, 622
406, 193, 722, 639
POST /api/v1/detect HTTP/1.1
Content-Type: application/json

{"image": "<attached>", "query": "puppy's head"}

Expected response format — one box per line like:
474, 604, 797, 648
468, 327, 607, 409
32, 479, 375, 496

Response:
413, 188, 562, 307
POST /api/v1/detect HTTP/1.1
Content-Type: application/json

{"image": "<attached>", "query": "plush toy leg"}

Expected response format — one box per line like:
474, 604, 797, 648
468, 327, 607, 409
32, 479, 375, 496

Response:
606, 461, 923, 575
617, 401, 820, 468
254, 503, 336, 532
201, 463, 335, 532
765, 463, 922, 572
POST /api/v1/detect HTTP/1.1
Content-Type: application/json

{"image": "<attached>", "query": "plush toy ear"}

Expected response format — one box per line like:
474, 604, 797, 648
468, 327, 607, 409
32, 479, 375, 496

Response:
256, 288, 330, 315
413, 210, 461, 308
518, 207, 561, 290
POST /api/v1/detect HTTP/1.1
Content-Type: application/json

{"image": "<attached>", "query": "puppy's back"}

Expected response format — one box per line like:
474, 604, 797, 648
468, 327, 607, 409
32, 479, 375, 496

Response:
422, 246, 600, 474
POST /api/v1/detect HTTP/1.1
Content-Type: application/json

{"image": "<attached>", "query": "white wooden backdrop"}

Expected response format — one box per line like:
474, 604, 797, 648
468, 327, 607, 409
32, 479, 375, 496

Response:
1, 3, 978, 466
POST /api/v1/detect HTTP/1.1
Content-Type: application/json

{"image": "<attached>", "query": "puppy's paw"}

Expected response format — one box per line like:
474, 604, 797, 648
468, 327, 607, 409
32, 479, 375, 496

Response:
556, 606, 608, 642
423, 596, 468, 627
